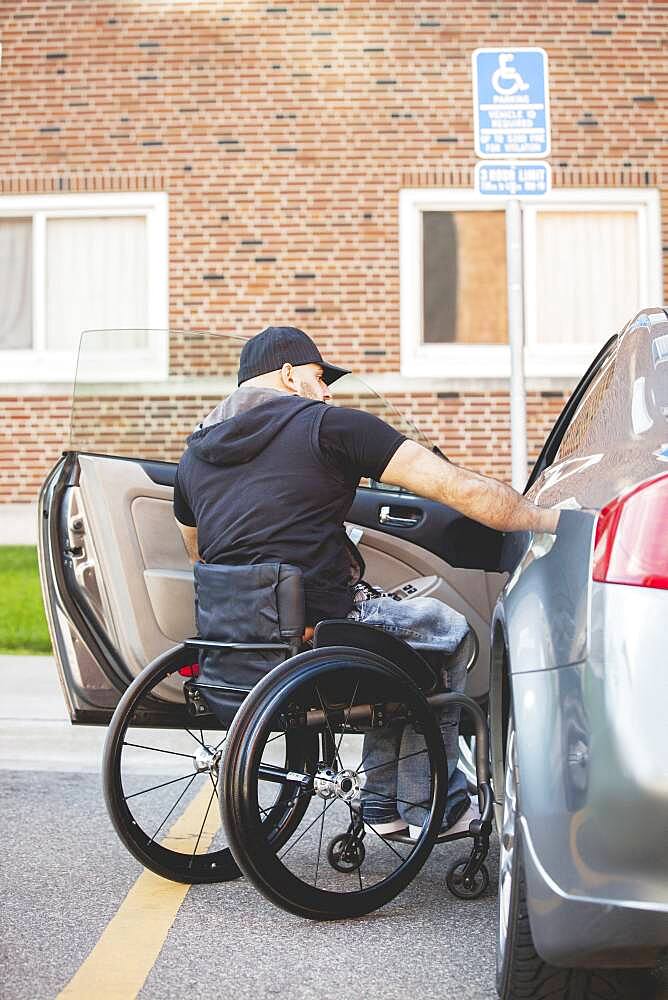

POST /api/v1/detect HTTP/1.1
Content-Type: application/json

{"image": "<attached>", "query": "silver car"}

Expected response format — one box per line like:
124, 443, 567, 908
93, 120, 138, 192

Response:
38, 317, 668, 998
491, 307, 668, 997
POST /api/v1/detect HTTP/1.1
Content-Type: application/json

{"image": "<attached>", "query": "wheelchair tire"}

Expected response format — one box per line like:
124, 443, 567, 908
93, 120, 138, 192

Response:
222, 646, 448, 919
446, 857, 490, 899
327, 834, 366, 873
103, 644, 317, 884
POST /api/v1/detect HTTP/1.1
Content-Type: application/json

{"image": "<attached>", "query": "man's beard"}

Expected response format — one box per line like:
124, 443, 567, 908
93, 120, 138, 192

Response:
297, 383, 322, 400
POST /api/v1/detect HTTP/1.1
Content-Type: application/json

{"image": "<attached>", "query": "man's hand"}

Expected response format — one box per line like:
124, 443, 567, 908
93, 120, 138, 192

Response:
380, 440, 560, 534
176, 520, 201, 563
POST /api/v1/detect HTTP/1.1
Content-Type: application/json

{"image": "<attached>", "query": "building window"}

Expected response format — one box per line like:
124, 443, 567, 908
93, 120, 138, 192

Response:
422, 210, 508, 346
400, 188, 661, 379
0, 192, 168, 382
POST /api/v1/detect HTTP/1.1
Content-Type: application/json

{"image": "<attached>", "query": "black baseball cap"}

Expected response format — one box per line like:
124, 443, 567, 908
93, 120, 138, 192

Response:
237, 326, 350, 387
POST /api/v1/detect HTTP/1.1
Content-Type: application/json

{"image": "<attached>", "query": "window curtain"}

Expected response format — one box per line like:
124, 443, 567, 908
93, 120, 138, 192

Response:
0, 218, 32, 349
535, 211, 639, 346
46, 215, 149, 354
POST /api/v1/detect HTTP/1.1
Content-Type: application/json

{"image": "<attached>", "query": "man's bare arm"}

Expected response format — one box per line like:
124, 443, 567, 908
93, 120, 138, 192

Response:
176, 520, 201, 563
380, 440, 559, 534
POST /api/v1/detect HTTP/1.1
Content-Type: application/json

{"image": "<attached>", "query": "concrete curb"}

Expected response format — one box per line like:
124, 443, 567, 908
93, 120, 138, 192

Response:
0, 503, 38, 545
0, 655, 107, 771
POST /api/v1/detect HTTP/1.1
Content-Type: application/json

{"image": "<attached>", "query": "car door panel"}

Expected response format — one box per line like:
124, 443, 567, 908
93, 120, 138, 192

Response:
348, 488, 505, 572
76, 454, 185, 674
39, 455, 129, 724
143, 569, 196, 640
354, 521, 507, 698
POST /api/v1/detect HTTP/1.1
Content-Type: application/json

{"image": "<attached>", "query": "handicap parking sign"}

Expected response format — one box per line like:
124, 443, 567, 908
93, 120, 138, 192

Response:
473, 48, 550, 158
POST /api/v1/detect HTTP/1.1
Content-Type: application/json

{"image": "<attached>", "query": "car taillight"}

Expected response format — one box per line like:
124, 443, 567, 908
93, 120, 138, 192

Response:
179, 663, 200, 677
593, 474, 668, 590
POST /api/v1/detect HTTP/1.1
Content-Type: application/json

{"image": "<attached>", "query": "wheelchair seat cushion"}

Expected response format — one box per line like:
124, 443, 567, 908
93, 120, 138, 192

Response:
313, 619, 439, 692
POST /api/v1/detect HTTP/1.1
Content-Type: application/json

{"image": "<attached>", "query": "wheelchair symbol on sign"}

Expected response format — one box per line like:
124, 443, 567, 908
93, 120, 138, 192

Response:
491, 53, 529, 96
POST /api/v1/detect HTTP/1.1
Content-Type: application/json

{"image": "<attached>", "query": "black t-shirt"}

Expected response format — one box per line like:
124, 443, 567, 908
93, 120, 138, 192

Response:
174, 398, 405, 624
173, 405, 405, 527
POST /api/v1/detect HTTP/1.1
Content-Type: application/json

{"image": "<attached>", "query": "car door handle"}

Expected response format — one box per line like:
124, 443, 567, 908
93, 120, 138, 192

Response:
379, 505, 421, 528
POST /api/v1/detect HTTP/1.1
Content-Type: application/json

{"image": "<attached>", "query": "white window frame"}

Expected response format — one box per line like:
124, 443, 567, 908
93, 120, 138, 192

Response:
0, 192, 169, 382
400, 187, 662, 379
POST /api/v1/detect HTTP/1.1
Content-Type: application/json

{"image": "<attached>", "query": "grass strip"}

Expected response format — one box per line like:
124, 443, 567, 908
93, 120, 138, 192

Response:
0, 546, 52, 654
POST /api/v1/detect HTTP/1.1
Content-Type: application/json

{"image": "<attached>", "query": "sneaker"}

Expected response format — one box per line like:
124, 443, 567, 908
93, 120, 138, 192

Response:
364, 817, 409, 836
408, 799, 479, 840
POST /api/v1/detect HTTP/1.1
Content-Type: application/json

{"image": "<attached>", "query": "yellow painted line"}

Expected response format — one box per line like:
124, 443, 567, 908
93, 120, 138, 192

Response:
58, 781, 220, 1000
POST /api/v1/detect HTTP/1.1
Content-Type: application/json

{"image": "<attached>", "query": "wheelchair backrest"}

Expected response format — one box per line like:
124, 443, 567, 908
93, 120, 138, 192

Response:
194, 561, 305, 643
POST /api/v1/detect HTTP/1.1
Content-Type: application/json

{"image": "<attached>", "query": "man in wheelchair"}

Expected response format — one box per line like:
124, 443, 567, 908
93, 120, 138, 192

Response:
173, 325, 558, 844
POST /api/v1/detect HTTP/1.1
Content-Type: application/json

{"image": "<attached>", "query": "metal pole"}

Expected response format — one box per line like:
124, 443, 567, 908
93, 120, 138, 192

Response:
506, 199, 527, 491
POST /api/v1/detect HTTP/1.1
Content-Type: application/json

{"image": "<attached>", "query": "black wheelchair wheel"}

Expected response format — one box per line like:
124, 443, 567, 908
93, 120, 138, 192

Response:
446, 858, 490, 899
103, 644, 317, 884
327, 834, 366, 873
222, 647, 448, 919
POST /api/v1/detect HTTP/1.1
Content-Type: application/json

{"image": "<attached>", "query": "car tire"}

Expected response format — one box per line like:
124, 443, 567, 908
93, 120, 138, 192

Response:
496, 838, 636, 1000
496, 709, 648, 1000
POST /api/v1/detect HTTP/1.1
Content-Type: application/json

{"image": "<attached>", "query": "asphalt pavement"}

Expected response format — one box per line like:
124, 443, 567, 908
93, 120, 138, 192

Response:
1, 656, 501, 1000
6, 657, 665, 1000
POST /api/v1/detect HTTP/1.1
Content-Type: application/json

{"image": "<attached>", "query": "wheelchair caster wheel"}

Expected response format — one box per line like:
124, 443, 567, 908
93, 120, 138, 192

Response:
327, 834, 365, 873
446, 858, 489, 899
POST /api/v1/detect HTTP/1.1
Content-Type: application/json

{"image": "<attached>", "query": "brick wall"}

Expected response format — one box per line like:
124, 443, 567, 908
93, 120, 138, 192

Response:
0, 396, 70, 502
0, 386, 567, 502
0, 0, 666, 500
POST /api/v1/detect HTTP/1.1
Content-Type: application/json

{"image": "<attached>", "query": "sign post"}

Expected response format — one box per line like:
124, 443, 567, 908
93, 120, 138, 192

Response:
505, 199, 527, 491
472, 48, 550, 490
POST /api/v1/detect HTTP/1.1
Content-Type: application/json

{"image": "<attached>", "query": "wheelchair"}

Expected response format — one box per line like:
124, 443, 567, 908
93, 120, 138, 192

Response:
102, 562, 493, 920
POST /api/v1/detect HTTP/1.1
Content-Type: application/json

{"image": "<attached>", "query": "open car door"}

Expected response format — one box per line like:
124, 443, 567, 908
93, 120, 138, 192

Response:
39, 329, 508, 727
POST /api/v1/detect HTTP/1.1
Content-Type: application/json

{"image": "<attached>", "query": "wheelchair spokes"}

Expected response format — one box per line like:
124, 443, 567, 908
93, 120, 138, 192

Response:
222, 652, 448, 918
103, 647, 316, 885
114, 710, 234, 881
273, 731, 429, 893
357, 746, 430, 778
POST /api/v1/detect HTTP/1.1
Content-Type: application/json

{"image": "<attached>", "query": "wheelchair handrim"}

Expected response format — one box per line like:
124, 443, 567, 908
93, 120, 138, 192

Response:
223, 650, 449, 919
103, 646, 315, 884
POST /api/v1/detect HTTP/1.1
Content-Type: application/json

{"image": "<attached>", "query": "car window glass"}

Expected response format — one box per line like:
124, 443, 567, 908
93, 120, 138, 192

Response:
328, 373, 434, 492
524, 336, 617, 493
552, 352, 617, 463
69, 329, 433, 489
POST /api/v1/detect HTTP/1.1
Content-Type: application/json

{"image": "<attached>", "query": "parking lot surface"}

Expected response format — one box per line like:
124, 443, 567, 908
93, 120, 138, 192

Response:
1, 658, 500, 1000
4, 657, 666, 1000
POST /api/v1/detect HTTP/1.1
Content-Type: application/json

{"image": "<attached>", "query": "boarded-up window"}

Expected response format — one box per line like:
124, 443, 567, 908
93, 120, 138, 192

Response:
422, 211, 508, 345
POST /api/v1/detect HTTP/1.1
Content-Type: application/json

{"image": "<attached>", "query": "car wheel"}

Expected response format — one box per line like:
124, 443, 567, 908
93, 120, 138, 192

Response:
495, 708, 640, 1000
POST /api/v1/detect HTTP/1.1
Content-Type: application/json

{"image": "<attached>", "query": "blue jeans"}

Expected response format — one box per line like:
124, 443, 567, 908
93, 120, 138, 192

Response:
348, 595, 470, 827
